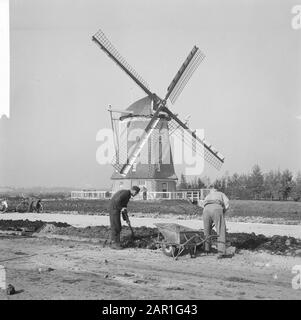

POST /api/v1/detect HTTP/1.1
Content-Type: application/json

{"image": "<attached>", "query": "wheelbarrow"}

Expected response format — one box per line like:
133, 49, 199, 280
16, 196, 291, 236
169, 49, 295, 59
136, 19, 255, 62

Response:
155, 223, 217, 260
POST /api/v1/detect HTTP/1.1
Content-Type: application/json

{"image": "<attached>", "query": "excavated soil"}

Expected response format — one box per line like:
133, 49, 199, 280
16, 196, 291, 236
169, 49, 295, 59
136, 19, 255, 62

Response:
47, 224, 301, 256
52, 225, 159, 249
0, 219, 70, 232
0, 219, 300, 256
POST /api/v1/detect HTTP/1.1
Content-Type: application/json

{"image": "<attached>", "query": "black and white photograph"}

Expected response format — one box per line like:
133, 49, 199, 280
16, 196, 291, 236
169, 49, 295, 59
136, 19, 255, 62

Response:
0, 0, 301, 304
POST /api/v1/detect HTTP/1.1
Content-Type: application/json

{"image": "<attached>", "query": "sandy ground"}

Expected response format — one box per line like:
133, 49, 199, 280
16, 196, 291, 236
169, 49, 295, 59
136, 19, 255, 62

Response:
0, 235, 300, 300
0, 212, 300, 300
0, 212, 300, 238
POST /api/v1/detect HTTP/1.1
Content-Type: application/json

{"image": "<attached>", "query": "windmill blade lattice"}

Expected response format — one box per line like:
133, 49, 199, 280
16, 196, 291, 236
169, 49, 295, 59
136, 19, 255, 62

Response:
110, 114, 129, 172
165, 109, 224, 170
93, 29, 152, 96
166, 47, 205, 104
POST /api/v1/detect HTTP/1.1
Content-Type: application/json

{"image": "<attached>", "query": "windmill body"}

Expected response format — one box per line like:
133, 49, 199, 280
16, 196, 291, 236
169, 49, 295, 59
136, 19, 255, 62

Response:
111, 96, 177, 193
92, 29, 225, 194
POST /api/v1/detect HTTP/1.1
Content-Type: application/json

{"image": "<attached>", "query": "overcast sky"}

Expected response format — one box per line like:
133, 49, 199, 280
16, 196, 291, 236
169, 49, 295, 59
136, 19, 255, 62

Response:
0, 0, 300, 188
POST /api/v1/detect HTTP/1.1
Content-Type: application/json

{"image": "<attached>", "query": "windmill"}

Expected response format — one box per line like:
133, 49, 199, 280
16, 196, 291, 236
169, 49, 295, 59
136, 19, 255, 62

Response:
92, 29, 225, 193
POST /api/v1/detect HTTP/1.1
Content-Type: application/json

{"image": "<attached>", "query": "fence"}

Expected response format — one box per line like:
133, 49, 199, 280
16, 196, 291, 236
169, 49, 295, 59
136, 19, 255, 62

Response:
71, 191, 112, 200
70, 189, 210, 201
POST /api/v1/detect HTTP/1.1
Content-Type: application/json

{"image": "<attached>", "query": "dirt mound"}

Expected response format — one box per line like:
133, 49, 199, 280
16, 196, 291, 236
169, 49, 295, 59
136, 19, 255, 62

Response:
227, 233, 268, 250
50, 225, 301, 255
1, 219, 299, 255
0, 219, 70, 232
52, 225, 159, 249
222, 233, 301, 256
257, 235, 300, 255
121, 226, 159, 249
37, 223, 58, 234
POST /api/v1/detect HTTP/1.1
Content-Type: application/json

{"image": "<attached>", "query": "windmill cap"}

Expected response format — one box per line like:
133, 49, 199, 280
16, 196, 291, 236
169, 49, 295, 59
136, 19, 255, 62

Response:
126, 96, 152, 116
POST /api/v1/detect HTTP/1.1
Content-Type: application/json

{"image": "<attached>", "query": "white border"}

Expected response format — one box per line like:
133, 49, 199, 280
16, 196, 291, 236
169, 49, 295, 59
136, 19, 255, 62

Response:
0, 0, 10, 118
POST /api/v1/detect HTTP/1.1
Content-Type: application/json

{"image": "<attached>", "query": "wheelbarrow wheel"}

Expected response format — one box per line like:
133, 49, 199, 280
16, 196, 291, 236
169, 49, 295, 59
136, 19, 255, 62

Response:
162, 244, 179, 257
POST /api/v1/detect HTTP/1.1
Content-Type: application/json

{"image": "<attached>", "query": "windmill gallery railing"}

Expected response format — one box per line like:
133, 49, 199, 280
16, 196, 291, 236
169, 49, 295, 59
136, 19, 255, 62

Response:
70, 189, 210, 202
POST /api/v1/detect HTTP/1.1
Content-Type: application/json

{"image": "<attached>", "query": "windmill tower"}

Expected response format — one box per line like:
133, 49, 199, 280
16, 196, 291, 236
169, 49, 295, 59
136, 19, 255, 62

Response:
108, 96, 177, 193
92, 30, 225, 193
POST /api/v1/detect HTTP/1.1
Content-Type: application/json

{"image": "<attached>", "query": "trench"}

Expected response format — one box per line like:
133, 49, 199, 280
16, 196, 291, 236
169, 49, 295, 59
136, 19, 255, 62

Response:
0, 219, 300, 256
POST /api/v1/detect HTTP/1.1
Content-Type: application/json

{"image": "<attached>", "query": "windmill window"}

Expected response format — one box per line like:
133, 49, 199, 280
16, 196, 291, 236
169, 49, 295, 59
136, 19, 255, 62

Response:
159, 135, 162, 164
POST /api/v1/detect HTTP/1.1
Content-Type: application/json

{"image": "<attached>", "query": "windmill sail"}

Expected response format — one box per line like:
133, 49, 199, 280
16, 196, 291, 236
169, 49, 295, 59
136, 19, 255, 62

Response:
164, 107, 225, 170
92, 28, 225, 176
113, 106, 224, 175
92, 29, 153, 97
166, 46, 205, 104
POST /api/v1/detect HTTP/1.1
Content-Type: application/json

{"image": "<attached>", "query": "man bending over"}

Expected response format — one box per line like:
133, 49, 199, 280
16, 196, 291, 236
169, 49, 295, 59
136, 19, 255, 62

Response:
108, 186, 140, 249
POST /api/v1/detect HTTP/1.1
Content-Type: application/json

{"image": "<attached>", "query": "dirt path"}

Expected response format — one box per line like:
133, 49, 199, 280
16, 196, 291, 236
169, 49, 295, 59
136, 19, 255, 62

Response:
0, 236, 300, 300
0, 213, 300, 238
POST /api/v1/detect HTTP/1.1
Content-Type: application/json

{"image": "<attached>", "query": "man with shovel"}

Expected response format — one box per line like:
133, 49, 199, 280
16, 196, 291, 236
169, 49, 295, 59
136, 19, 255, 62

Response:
108, 186, 140, 250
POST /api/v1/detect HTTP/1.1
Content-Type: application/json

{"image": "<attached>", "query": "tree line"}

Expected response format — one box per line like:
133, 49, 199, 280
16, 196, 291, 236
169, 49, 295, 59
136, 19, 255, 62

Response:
178, 165, 301, 201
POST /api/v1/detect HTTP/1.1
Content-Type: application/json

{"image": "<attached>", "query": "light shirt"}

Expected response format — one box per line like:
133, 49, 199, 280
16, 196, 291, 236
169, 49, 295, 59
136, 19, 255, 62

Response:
203, 189, 230, 211
1, 200, 8, 209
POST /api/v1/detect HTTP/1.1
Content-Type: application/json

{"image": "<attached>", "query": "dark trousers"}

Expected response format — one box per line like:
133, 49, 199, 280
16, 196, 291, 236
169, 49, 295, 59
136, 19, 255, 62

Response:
203, 204, 226, 254
109, 209, 122, 243
27, 201, 34, 213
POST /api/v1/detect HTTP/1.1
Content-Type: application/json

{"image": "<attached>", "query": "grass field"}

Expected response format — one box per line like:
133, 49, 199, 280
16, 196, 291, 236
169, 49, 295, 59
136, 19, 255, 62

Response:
228, 200, 301, 220
3, 197, 301, 221
5, 199, 202, 216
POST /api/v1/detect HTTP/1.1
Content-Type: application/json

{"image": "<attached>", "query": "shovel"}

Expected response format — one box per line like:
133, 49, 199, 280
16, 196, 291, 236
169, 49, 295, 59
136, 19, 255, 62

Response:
122, 210, 135, 240
126, 217, 135, 240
